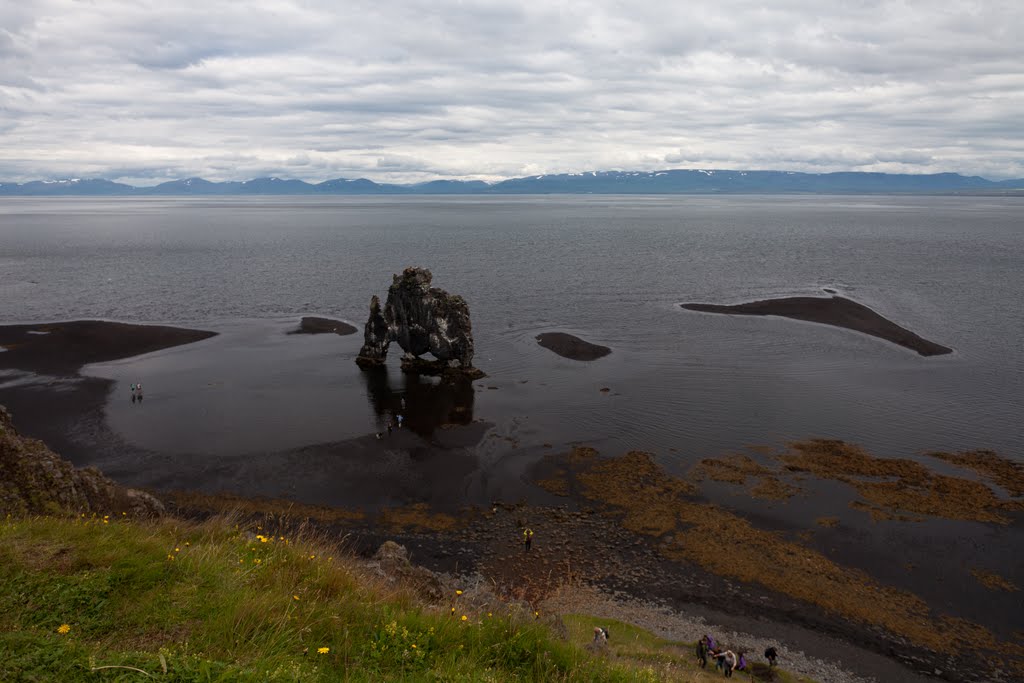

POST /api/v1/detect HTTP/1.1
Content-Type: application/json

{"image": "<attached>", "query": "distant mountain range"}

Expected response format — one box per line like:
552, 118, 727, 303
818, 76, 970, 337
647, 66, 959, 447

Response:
1, 170, 1022, 196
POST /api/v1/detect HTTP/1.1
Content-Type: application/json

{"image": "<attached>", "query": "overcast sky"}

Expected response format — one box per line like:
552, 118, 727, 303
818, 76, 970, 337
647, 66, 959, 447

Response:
1, 1, 1021, 184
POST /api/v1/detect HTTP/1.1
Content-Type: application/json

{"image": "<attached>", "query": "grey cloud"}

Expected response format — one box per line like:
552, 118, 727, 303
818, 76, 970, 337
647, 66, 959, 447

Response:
1, 0, 1022, 183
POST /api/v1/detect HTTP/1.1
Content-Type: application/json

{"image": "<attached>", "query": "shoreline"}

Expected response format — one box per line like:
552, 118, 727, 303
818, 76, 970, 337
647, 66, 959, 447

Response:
2, 318, 1020, 682
680, 295, 953, 356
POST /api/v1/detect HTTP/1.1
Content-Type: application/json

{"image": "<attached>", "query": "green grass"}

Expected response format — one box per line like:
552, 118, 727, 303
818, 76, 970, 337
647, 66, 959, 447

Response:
562, 615, 816, 683
0, 514, 815, 682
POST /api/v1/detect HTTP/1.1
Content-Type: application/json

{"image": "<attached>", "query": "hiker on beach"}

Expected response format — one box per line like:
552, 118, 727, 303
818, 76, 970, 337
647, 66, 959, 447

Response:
523, 527, 533, 552
764, 646, 778, 668
130, 383, 136, 394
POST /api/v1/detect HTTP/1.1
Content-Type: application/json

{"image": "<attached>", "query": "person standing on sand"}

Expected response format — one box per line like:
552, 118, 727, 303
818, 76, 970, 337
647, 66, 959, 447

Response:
523, 527, 533, 552
764, 646, 778, 668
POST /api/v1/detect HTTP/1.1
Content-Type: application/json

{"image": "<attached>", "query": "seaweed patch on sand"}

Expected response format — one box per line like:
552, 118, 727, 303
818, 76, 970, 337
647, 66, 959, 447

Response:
691, 454, 797, 501
781, 440, 1024, 524
970, 568, 1020, 593
379, 503, 462, 533
532, 446, 1024, 676
926, 449, 1024, 497
689, 441, 1024, 523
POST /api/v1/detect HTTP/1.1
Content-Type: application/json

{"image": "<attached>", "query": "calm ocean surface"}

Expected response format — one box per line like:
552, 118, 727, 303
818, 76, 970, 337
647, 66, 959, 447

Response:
1, 195, 1022, 466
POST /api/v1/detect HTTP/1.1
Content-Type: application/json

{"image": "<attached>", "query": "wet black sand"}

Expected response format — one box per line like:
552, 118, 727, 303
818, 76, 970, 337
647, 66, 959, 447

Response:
535, 332, 611, 361
0, 320, 217, 375
681, 295, 953, 356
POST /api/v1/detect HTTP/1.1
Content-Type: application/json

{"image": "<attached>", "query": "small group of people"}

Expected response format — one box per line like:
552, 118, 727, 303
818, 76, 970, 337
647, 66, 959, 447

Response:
129, 382, 144, 404
375, 410, 405, 440
696, 634, 773, 677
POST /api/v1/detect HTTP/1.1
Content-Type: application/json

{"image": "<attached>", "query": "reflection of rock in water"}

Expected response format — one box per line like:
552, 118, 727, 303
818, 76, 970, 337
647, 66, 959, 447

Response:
360, 367, 474, 437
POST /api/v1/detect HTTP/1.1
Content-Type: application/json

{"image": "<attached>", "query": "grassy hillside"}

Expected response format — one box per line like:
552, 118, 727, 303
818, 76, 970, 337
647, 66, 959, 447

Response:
0, 514, 808, 682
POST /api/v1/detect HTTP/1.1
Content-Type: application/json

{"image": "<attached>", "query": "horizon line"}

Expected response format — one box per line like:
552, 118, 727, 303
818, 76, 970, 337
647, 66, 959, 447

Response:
3, 167, 1024, 189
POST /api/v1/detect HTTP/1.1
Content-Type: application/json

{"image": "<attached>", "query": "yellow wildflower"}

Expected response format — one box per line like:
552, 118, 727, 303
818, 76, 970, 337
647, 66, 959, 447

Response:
411, 644, 417, 649
317, 647, 329, 655
293, 595, 300, 601
254, 558, 262, 564
455, 589, 463, 595
174, 547, 180, 553
57, 624, 71, 635
461, 615, 468, 621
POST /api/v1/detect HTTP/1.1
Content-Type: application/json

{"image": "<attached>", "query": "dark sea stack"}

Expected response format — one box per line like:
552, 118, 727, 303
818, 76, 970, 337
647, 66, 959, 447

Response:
680, 295, 952, 357
356, 267, 484, 378
536, 332, 611, 361
288, 316, 357, 336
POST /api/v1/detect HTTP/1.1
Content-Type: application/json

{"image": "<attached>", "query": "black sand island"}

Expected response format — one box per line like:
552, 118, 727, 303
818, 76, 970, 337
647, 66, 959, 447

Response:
288, 316, 357, 336
0, 320, 218, 375
681, 295, 952, 357
536, 332, 611, 361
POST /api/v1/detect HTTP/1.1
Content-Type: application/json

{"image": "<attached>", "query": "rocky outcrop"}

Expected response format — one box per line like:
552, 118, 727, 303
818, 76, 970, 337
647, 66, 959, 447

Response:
369, 540, 447, 602
356, 267, 484, 378
0, 405, 164, 517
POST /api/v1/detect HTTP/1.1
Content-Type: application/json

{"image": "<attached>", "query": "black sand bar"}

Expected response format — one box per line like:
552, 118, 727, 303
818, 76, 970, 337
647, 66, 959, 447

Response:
681, 296, 952, 357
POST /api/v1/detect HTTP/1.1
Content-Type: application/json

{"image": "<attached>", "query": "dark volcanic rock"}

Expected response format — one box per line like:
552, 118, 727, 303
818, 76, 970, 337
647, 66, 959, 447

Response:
288, 316, 357, 336
356, 267, 484, 378
536, 332, 611, 361
680, 295, 952, 357
0, 405, 164, 517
